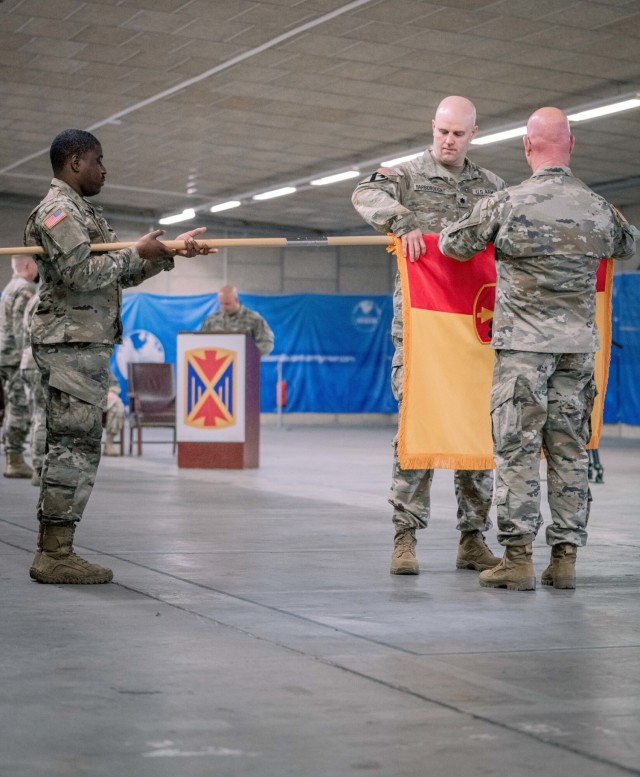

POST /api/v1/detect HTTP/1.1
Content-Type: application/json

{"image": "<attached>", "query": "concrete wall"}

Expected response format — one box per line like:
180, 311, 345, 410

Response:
2, 196, 638, 295
0, 198, 396, 296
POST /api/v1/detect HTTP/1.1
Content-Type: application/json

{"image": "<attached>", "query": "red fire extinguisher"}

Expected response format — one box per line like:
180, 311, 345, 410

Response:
276, 379, 287, 409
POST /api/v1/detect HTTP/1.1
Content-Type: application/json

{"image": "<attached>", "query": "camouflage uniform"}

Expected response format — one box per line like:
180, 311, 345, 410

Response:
201, 304, 275, 356
24, 177, 174, 525
105, 370, 125, 437
18, 292, 46, 473
352, 149, 505, 531
0, 272, 36, 454
439, 166, 636, 547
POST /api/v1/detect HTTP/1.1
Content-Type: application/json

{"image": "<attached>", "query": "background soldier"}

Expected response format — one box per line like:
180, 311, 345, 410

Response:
0, 254, 38, 478
103, 370, 125, 456
439, 107, 636, 591
18, 290, 46, 486
24, 128, 211, 585
352, 96, 505, 576
201, 284, 275, 356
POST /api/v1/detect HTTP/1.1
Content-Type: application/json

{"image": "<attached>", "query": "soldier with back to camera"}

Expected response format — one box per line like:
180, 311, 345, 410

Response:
439, 107, 636, 590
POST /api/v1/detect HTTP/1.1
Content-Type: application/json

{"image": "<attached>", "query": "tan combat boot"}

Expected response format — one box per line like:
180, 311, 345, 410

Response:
456, 530, 501, 571
29, 523, 45, 580
31, 469, 41, 487
479, 544, 535, 591
390, 528, 419, 575
31, 524, 113, 584
541, 543, 577, 589
103, 432, 119, 456
4, 452, 34, 479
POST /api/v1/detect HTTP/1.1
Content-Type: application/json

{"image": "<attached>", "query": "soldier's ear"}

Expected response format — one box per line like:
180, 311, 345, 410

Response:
569, 134, 576, 154
69, 154, 82, 173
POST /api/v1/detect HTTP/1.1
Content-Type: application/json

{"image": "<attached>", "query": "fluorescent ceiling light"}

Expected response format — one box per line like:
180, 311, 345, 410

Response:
210, 200, 242, 213
188, 92, 640, 217
471, 126, 527, 146
379, 152, 422, 166
471, 95, 640, 146
158, 208, 195, 225
252, 187, 297, 201
310, 170, 360, 186
568, 97, 640, 122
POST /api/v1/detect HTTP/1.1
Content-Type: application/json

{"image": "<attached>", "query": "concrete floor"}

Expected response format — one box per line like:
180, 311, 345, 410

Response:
1, 425, 639, 777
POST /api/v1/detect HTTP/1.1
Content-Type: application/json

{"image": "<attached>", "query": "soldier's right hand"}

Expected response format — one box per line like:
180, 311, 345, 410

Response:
136, 230, 175, 260
401, 229, 427, 262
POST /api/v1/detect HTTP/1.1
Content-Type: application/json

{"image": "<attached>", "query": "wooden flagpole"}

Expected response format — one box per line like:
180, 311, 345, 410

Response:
0, 235, 392, 256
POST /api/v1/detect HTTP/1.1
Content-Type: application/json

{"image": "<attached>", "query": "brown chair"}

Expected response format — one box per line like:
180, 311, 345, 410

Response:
127, 363, 176, 456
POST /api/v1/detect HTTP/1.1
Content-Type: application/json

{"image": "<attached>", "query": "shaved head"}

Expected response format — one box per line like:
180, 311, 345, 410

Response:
218, 284, 241, 315
432, 96, 478, 167
524, 107, 575, 171
435, 95, 477, 126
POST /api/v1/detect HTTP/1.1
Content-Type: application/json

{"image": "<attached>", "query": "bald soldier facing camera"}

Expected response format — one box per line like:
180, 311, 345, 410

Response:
353, 96, 505, 577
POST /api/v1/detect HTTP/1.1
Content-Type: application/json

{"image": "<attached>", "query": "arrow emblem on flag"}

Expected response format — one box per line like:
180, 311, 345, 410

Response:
473, 283, 496, 344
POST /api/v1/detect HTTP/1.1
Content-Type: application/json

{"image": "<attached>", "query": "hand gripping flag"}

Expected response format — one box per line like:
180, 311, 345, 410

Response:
390, 234, 613, 470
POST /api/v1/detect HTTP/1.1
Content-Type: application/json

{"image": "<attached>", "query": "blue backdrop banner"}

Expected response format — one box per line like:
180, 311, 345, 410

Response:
112, 275, 640, 420
112, 292, 397, 414
604, 272, 640, 425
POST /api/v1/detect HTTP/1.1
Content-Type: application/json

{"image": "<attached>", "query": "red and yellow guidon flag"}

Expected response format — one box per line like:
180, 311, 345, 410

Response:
184, 347, 236, 429
391, 234, 613, 470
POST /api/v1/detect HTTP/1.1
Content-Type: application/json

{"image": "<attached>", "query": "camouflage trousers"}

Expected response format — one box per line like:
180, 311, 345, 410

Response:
105, 392, 125, 436
21, 367, 47, 472
0, 364, 30, 454
491, 350, 595, 547
390, 364, 493, 532
33, 343, 111, 526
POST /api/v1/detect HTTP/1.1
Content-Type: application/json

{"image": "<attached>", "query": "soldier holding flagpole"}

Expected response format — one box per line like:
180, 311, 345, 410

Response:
24, 128, 211, 585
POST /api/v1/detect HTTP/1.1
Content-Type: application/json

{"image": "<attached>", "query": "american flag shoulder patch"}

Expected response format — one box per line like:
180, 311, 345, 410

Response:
43, 208, 67, 229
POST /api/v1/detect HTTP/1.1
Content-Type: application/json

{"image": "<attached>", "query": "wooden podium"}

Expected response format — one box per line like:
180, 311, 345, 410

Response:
176, 332, 261, 469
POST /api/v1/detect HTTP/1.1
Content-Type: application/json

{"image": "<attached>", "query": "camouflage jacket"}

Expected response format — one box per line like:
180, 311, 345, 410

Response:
108, 370, 122, 396
439, 166, 637, 353
352, 149, 505, 367
24, 178, 174, 346
19, 291, 39, 371
0, 274, 36, 366
352, 148, 505, 236
200, 305, 275, 356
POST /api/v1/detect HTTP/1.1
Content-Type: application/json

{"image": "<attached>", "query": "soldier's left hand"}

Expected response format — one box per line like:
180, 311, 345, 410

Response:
175, 227, 215, 257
